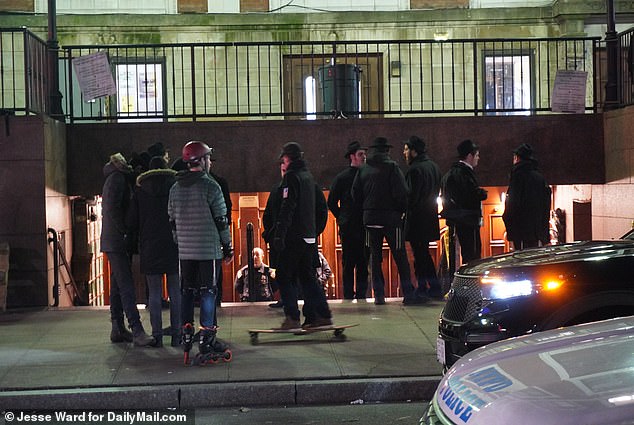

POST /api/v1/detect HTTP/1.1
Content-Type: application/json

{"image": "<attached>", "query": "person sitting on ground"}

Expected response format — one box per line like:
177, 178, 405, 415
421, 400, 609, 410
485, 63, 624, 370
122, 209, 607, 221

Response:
234, 247, 277, 302
315, 251, 332, 294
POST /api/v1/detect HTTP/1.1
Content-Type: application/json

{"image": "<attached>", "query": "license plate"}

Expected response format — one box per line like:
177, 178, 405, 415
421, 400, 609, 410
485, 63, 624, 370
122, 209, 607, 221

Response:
436, 336, 446, 365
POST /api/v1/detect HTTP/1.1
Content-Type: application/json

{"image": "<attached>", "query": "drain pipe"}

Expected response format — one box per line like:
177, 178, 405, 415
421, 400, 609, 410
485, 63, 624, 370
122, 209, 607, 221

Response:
47, 228, 59, 307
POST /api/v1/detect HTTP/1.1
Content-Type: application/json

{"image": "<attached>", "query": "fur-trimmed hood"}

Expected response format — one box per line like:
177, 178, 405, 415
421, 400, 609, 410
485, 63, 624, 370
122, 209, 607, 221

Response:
135, 168, 177, 197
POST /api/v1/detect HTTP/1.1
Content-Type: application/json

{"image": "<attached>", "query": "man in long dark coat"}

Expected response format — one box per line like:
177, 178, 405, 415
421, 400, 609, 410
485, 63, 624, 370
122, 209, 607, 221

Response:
503, 143, 551, 250
403, 136, 443, 299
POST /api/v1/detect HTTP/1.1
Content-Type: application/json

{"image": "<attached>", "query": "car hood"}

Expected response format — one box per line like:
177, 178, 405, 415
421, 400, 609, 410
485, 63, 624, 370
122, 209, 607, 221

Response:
459, 240, 634, 275
434, 316, 634, 425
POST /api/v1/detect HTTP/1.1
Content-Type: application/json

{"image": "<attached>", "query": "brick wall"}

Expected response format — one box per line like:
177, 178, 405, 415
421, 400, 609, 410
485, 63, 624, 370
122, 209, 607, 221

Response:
410, 0, 468, 8
241, 0, 269, 12
177, 0, 207, 13
0, 0, 33, 12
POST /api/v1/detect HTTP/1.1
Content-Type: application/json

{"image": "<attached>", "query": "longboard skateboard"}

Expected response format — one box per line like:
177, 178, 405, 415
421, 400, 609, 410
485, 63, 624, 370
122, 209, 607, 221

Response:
248, 323, 359, 344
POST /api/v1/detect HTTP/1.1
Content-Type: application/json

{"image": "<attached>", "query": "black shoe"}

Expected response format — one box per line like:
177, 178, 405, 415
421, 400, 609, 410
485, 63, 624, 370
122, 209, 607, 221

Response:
269, 300, 284, 308
302, 316, 333, 329
403, 294, 430, 305
374, 295, 386, 305
110, 327, 133, 343
170, 334, 183, 347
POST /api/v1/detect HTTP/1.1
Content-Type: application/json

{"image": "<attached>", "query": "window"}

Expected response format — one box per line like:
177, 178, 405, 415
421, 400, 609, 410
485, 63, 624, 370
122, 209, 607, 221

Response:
305, 76, 317, 120
483, 52, 533, 115
114, 61, 165, 122
283, 54, 383, 119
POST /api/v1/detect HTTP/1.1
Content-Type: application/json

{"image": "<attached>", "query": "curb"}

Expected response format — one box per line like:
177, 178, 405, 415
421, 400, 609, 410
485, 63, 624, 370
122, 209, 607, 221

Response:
0, 376, 441, 410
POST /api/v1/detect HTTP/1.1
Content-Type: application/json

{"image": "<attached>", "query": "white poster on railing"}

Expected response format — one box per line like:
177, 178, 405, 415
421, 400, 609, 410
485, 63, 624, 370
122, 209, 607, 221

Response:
551, 70, 587, 114
72, 51, 117, 103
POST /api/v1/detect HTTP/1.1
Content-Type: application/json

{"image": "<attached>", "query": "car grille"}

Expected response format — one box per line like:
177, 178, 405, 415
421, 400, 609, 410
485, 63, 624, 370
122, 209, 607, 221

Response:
442, 274, 482, 323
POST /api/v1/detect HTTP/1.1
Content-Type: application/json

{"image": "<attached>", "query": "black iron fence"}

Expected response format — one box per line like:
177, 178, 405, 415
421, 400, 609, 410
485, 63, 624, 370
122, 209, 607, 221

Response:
3, 27, 634, 121
0, 28, 49, 116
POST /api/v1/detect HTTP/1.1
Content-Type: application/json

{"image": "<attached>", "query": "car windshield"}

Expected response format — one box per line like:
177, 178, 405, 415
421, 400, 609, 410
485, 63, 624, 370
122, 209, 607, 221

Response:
621, 229, 634, 240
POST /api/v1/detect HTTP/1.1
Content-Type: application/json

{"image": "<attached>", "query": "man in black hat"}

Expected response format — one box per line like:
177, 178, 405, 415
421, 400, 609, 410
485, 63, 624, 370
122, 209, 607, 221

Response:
403, 136, 443, 299
327, 141, 369, 300
272, 142, 333, 329
441, 139, 488, 268
352, 137, 427, 305
502, 143, 551, 250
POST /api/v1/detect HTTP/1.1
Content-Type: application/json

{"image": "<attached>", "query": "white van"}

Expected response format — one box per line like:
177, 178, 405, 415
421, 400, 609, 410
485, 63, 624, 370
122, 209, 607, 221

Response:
421, 316, 634, 425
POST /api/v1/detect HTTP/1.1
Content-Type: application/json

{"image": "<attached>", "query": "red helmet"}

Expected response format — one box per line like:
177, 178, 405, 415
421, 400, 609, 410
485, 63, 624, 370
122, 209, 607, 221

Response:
182, 141, 213, 164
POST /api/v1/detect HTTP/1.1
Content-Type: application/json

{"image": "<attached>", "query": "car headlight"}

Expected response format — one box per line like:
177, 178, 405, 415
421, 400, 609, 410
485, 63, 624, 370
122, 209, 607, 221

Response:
480, 276, 534, 299
480, 274, 564, 300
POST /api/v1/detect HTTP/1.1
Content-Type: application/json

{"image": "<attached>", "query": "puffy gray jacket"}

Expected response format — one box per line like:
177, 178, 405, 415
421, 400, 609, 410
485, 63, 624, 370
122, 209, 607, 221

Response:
168, 170, 231, 260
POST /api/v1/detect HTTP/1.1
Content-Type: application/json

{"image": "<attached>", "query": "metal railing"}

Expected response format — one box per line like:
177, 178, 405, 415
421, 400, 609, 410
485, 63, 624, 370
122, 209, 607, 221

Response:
617, 27, 634, 107
0, 28, 49, 116
4, 27, 634, 121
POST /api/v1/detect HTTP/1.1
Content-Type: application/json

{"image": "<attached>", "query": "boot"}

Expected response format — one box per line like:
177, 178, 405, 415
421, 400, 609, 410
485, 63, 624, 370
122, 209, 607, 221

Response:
150, 335, 163, 348
171, 329, 182, 347
131, 323, 155, 347
278, 316, 301, 330
199, 327, 226, 354
182, 323, 195, 353
110, 320, 133, 343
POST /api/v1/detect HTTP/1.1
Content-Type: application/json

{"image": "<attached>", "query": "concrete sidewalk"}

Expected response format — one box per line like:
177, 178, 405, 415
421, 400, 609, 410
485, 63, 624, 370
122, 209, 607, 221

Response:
0, 300, 443, 409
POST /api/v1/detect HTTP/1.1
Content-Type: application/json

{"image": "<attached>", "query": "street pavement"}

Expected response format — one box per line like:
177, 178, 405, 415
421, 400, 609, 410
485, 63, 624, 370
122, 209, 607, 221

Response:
0, 299, 444, 410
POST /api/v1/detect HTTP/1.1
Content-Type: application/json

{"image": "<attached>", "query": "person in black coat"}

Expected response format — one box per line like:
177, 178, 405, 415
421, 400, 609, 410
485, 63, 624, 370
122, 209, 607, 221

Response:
272, 142, 333, 329
127, 156, 181, 347
441, 139, 488, 266
403, 136, 443, 299
352, 137, 427, 306
263, 160, 328, 308
502, 143, 551, 250
328, 141, 369, 300
101, 153, 154, 347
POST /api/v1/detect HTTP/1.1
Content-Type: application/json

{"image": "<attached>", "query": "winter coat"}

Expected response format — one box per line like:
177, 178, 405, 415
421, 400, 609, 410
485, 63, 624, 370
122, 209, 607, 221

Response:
274, 159, 324, 246
168, 170, 231, 260
503, 159, 551, 244
404, 154, 442, 243
351, 151, 409, 228
328, 166, 364, 235
126, 168, 179, 275
100, 160, 134, 253
209, 172, 232, 223
264, 178, 326, 265
441, 161, 487, 227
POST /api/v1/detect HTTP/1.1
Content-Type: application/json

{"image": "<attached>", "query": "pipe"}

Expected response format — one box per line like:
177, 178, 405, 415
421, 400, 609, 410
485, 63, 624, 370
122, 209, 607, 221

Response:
47, 228, 60, 307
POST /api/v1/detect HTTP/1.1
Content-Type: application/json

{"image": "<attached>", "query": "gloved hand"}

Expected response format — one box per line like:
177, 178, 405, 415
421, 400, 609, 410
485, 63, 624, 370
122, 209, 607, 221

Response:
222, 243, 234, 263
272, 236, 285, 252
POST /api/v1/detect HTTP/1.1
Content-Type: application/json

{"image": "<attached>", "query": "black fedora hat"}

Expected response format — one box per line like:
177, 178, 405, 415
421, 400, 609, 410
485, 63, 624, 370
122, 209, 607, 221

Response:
457, 139, 478, 158
404, 135, 426, 154
279, 141, 303, 160
369, 137, 392, 149
344, 141, 367, 158
513, 143, 534, 160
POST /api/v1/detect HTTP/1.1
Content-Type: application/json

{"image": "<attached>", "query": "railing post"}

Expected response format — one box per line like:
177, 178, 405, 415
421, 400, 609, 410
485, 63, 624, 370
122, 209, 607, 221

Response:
47, 0, 64, 120
246, 223, 255, 302
604, 0, 619, 110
